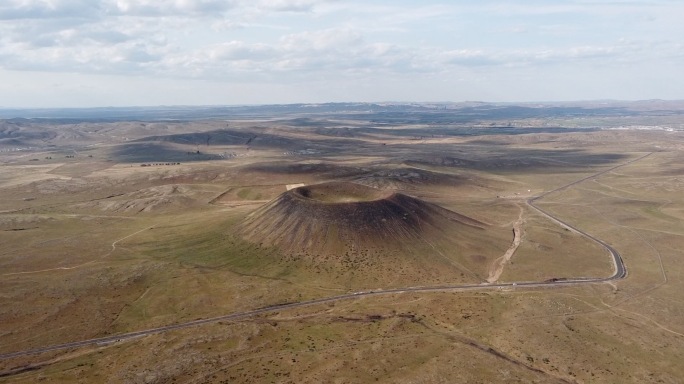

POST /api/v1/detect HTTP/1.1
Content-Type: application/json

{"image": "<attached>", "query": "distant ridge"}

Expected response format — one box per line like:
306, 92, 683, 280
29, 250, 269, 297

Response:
3, 100, 684, 120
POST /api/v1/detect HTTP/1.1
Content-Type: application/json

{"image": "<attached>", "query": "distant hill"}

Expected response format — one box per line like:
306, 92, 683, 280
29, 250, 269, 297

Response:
2, 100, 683, 120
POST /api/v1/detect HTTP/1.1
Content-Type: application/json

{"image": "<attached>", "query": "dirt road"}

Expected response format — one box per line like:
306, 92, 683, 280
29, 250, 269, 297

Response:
487, 206, 524, 283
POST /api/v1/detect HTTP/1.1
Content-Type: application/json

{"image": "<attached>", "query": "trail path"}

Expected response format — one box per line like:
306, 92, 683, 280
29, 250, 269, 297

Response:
487, 205, 524, 283
1, 226, 153, 277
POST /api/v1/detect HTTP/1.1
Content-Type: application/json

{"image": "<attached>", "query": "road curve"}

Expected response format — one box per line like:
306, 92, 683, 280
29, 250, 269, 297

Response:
0, 153, 652, 362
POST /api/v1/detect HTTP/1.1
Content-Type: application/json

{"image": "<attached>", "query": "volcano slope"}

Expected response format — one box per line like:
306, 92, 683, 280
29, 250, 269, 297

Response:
238, 182, 508, 287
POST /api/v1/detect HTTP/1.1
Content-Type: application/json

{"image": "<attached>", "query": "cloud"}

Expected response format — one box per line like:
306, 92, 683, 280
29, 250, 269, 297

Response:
280, 28, 363, 51
256, 0, 324, 12
107, 0, 234, 17
0, 0, 100, 20
441, 50, 502, 67
0, 0, 234, 19
0, 0, 682, 105
0, 16, 670, 81
0, 0, 337, 20
207, 41, 276, 61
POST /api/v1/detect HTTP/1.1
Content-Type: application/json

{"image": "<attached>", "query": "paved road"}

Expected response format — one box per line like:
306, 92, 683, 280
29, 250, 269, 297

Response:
0, 153, 652, 361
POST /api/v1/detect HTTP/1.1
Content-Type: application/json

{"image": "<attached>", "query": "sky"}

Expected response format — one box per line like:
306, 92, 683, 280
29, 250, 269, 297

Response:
1, 0, 683, 108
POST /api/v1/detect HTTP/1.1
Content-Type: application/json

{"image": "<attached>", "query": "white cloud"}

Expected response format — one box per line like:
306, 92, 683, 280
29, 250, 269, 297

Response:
0, 0, 683, 106
256, 0, 324, 12
280, 28, 362, 51
0, 0, 100, 20
207, 41, 276, 61
107, 0, 234, 16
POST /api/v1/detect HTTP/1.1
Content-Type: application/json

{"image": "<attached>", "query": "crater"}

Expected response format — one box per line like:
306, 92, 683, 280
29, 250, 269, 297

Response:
238, 181, 488, 259
291, 182, 392, 203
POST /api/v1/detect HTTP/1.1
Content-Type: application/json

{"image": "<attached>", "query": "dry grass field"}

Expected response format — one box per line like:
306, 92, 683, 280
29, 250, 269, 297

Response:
1, 104, 683, 383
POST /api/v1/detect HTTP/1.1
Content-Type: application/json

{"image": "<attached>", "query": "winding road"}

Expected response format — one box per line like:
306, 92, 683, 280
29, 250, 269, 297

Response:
0, 153, 652, 361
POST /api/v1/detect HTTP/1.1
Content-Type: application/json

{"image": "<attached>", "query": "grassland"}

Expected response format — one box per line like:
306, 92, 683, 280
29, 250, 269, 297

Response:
1, 105, 684, 383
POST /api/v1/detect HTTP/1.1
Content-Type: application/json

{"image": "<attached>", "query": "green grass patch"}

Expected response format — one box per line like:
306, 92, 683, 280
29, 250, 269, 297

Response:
138, 218, 294, 280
